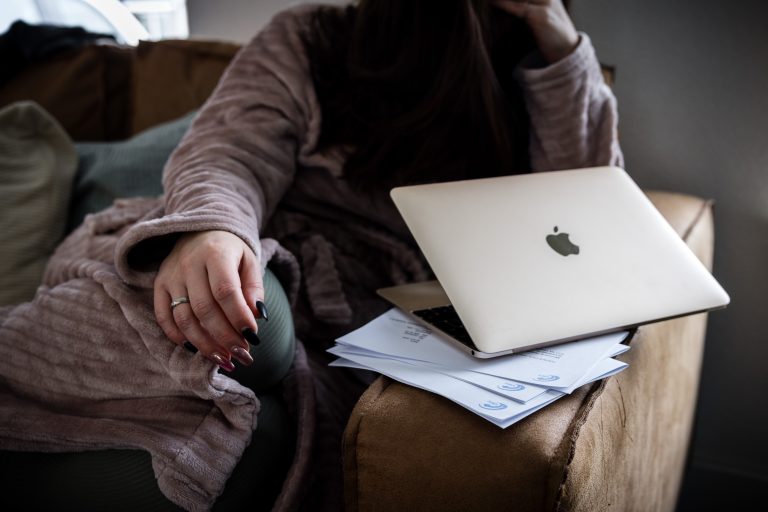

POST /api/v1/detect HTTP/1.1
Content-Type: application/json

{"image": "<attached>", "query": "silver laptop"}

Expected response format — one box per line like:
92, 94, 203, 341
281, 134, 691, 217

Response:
377, 166, 729, 358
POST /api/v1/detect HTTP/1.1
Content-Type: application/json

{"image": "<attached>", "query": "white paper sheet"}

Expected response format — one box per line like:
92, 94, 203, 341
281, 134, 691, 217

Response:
330, 341, 629, 403
335, 308, 629, 388
562, 357, 628, 392
331, 353, 628, 427
328, 344, 550, 403
329, 352, 564, 427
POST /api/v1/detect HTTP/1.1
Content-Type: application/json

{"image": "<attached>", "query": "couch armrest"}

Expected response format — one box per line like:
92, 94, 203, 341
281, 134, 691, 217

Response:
343, 191, 714, 512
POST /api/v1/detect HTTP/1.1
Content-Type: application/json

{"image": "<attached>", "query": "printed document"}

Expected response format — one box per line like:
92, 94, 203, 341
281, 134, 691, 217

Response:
335, 308, 629, 388
330, 308, 630, 427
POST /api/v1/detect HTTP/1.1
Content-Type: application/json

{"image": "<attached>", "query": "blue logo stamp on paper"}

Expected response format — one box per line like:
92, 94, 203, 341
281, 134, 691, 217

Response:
498, 382, 525, 392
535, 374, 560, 382
479, 400, 508, 411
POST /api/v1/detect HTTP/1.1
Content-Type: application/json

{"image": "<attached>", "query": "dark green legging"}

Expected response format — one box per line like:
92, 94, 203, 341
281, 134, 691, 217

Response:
0, 269, 296, 512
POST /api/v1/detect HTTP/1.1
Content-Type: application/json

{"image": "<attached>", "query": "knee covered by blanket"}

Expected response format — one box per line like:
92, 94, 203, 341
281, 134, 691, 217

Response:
228, 267, 296, 392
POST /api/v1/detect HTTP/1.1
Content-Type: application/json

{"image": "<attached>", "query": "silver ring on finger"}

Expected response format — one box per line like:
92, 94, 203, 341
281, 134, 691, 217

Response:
170, 296, 191, 310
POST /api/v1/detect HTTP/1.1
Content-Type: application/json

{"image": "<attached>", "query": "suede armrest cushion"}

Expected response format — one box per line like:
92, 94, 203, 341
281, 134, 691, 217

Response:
343, 190, 715, 512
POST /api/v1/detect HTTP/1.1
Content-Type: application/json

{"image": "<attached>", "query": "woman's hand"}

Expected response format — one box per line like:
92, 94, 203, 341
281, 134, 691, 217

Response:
154, 230, 264, 371
491, 0, 579, 64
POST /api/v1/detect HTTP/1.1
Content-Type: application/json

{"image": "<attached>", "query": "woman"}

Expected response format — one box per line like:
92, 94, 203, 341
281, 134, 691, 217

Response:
0, 0, 622, 510
154, 0, 621, 366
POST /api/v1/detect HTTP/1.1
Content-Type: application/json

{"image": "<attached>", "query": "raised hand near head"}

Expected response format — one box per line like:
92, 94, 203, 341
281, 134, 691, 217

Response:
491, 0, 579, 63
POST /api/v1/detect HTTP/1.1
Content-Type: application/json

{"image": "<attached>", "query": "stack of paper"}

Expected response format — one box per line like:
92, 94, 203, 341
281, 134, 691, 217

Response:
329, 308, 630, 428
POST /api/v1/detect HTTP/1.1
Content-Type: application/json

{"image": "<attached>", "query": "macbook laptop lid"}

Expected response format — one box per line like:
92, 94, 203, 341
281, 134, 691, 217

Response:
377, 166, 729, 358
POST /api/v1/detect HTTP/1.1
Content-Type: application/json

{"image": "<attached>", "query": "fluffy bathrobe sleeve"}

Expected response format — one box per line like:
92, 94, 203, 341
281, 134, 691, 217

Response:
517, 33, 624, 171
115, 7, 320, 286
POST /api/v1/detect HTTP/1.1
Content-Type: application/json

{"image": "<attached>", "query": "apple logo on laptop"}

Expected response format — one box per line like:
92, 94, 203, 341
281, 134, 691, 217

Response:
546, 226, 579, 256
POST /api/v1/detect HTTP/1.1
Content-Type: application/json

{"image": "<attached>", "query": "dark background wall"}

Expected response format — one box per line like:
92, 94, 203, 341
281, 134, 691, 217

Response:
187, 0, 768, 505
569, 1, 768, 504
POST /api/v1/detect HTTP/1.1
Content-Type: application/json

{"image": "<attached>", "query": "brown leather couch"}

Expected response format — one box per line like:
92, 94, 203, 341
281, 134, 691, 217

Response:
0, 39, 240, 142
1, 39, 710, 512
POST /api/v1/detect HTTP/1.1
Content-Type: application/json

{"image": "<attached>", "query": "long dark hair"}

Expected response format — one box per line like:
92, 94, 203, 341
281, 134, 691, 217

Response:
304, 0, 537, 190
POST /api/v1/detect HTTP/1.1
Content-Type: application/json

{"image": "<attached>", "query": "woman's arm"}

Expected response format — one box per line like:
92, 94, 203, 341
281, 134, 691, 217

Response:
516, 33, 624, 171
130, 7, 320, 369
161, 8, 319, 259
494, 0, 624, 170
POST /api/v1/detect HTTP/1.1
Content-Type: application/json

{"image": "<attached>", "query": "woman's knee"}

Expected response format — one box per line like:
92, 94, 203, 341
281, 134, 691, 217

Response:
229, 267, 296, 392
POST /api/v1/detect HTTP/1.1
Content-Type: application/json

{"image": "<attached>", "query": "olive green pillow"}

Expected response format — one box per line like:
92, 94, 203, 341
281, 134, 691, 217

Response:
0, 101, 77, 306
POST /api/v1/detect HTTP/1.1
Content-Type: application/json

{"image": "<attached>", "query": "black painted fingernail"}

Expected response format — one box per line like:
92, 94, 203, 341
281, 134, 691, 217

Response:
256, 301, 269, 322
183, 341, 198, 354
242, 327, 261, 346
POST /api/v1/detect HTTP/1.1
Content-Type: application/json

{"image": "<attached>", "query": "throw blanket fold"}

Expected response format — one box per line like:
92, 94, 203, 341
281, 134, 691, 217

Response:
0, 196, 301, 511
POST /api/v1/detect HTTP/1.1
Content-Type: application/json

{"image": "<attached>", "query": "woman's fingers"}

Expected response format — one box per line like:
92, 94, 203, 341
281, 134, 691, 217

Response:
490, 0, 579, 63
490, 0, 529, 18
154, 287, 186, 345
183, 265, 247, 366
491, 0, 550, 17
204, 248, 259, 363
239, 243, 266, 320
153, 230, 261, 370
170, 290, 236, 371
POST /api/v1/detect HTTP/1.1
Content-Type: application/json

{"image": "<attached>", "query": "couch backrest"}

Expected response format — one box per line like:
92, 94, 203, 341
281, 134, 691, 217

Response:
0, 39, 240, 142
